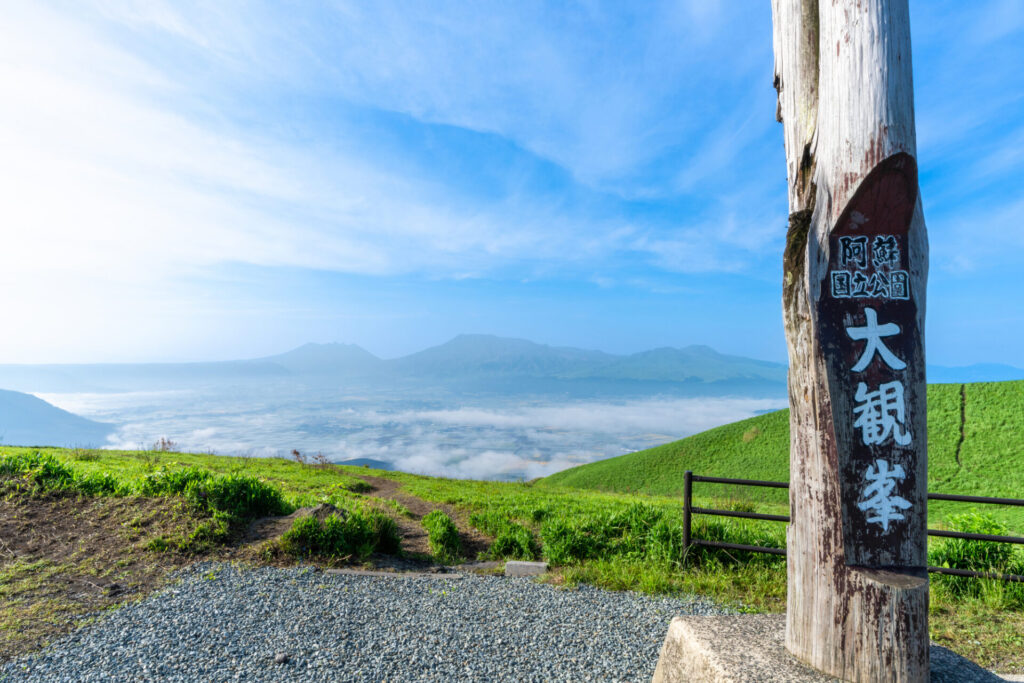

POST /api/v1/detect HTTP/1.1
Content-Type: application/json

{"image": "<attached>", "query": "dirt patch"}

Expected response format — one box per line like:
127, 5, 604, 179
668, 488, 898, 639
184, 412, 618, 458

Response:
0, 491, 212, 662
354, 475, 493, 560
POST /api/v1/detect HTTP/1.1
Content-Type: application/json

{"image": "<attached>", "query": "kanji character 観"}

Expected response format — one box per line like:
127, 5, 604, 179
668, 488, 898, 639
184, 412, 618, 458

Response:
846, 307, 906, 372
853, 381, 912, 446
856, 459, 912, 532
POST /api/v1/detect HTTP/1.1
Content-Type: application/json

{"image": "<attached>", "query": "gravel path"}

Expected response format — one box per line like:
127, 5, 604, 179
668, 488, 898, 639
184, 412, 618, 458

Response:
0, 562, 731, 682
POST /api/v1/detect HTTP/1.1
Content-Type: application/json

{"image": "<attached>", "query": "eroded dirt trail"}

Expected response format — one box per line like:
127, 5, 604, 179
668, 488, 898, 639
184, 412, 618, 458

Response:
354, 474, 492, 559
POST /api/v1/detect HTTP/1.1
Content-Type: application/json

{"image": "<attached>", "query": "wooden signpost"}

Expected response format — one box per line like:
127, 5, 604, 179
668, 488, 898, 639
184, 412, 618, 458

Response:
772, 0, 929, 680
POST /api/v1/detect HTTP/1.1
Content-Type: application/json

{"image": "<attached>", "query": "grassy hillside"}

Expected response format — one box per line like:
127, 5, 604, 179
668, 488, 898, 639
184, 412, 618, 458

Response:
539, 380, 1024, 527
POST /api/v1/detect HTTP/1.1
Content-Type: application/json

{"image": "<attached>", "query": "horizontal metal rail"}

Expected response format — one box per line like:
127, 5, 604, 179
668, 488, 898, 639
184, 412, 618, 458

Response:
927, 492, 1024, 506
692, 475, 790, 489
690, 506, 790, 523
682, 471, 1024, 584
692, 539, 787, 556
927, 529, 1024, 545
927, 566, 1024, 583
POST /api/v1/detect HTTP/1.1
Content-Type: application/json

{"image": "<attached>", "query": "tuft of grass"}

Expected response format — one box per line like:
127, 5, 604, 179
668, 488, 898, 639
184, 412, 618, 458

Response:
145, 536, 170, 552
469, 510, 540, 561
0, 452, 129, 497
378, 498, 414, 518
339, 479, 374, 494
71, 449, 100, 462
489, 524, 540, 561
139, 467, 291, 520
422, 510, 462, 564
138, 467, 211, 497
929, 512, 1024, 607
272, 508, 400, 561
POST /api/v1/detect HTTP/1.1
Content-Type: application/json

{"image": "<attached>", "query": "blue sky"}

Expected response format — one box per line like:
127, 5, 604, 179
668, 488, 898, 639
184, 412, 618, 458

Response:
1, 1, 1022, 365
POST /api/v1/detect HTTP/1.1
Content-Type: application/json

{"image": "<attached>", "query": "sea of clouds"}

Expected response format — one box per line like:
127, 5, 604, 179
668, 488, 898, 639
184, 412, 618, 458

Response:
39, 388, 786, 481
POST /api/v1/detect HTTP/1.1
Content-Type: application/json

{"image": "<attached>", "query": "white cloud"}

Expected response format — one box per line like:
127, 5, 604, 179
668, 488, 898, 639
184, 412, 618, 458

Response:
40, 388, 785, 480
364, 397, 782, 436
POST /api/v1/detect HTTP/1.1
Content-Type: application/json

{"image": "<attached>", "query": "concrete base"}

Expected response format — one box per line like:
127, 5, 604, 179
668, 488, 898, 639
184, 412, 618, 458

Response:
653, 614, 1005, 682
504, 561, 549, 577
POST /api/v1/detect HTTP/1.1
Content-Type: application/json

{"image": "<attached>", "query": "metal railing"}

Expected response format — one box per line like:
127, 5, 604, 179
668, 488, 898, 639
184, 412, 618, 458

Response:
681, 470, 1024, 583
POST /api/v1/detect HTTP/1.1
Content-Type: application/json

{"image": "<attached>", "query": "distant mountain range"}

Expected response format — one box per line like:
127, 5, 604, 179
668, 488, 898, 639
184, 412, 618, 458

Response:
0, 334, 1021, 399
0, 389, 113, 448
0, 335, 789, 398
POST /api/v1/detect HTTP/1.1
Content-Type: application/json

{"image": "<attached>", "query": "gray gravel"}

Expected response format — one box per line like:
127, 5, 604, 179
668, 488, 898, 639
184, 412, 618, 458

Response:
0, 562, 730, 682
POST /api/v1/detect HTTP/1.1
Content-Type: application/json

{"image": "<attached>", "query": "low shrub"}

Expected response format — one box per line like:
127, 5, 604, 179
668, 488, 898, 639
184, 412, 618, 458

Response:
370, 512, 402, 555
139, 466, 292, 550
539, 502, 665, 565
422, 510, 461, 563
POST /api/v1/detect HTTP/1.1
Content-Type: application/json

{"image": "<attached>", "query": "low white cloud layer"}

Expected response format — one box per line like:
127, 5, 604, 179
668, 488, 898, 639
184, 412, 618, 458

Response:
41, 388, 785, 480
364, 397, 781, 437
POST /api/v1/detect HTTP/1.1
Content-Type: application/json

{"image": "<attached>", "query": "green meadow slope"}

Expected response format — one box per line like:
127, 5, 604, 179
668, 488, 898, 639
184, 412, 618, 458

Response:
539, 380, 1024, 526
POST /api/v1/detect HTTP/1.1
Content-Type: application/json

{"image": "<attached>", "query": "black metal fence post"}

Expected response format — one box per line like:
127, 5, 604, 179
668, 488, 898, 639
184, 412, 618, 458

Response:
683, 470, 692, 555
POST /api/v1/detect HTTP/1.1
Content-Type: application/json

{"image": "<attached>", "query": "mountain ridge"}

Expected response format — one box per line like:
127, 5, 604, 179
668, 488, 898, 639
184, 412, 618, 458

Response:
0, 389, 114, 448
1, 335, 1020, 395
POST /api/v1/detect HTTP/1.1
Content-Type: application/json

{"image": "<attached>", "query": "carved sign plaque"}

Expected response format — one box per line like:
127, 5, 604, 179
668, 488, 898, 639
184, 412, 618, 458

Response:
817, 152, 926, 568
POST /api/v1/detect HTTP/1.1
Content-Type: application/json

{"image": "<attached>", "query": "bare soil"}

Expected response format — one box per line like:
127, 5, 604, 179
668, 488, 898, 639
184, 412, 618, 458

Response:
0, 491, 209, 661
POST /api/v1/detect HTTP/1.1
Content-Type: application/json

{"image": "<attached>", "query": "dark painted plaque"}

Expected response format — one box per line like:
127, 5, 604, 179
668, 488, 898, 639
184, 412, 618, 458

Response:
817, 152, 926, 568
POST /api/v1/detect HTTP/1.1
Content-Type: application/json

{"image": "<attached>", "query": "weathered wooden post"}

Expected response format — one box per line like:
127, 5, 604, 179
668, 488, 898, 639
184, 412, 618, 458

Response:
773, 0, 929, 680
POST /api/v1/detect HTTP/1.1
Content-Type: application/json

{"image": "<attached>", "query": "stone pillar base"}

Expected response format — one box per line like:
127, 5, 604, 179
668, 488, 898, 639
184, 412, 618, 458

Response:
652, 614, 1003, 683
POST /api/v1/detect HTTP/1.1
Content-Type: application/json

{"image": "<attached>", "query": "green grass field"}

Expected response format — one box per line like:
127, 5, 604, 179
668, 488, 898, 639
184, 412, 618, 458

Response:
539, 380, 1024, 529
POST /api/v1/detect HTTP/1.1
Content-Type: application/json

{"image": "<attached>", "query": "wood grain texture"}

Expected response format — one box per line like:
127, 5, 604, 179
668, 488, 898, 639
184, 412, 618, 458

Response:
772, 1, 929, 681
